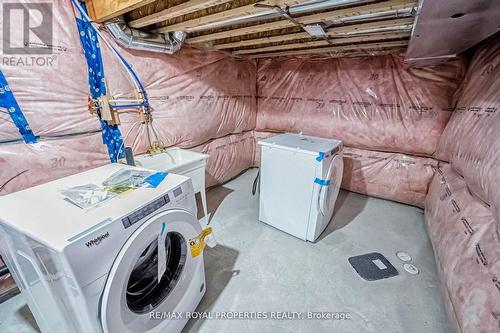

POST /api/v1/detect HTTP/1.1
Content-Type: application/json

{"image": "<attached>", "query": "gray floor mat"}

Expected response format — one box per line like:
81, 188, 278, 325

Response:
348, 252, 399, 281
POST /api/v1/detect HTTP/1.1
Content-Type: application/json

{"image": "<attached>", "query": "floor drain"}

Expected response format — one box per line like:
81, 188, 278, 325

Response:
348, 252, 399, 281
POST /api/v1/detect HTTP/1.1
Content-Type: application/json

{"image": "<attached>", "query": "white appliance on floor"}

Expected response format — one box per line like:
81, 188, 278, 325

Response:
258, 133, 344, 242
0, 164, 205, 333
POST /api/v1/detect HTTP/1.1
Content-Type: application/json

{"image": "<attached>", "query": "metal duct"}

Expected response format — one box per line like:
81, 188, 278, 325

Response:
405, 0, 500, 67
105, 17, 186, 54
188, 0, 374, 33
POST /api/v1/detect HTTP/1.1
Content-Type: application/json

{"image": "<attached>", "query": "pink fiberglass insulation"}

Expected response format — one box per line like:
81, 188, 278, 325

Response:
256, 52, 465, 156
253, 131, 436, 207
192, 131, 255, 188
341, 147, 436, 208
0, 131, 256, 195
0, 133, 109, 195
0, 0, 256, 150
0, 0, 99, 141
437, 35, 500, 230
425, 164, 500, 333
0, 0, 256, 195
98, 30, 257, 152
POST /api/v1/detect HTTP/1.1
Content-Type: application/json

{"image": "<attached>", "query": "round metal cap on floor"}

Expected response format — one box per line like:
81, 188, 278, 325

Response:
396, 251, 412, 262
403, 263, 419, 275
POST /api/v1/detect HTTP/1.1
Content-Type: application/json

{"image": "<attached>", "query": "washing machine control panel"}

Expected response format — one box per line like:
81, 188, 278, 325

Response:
121, 194, 171, 229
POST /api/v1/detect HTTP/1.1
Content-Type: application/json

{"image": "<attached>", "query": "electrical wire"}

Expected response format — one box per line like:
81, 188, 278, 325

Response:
116, 121, 142, 159
0, 170, 28, 193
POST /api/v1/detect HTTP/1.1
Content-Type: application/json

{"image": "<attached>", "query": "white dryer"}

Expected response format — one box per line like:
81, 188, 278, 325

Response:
258, 133, 344, 242
0, 164, 206, 333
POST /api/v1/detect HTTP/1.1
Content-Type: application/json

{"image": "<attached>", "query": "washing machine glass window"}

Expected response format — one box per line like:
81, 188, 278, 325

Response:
126, 231, 187, 314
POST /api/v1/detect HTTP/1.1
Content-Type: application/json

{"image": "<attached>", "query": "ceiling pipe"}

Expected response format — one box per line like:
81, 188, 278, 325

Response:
187, 0, 375, 33
329, 7, 415, 24
105, 16, 186, 54
330, 24, 413, 36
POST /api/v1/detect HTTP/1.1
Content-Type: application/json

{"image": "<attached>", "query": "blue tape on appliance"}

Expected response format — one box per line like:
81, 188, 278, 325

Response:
316, 152, 325, 162
145, 172, 168, 188
0, 70, 37, 144
314, 178, 330, 186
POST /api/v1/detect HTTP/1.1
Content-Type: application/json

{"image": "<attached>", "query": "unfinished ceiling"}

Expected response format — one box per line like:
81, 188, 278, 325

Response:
87, 0, 417, 58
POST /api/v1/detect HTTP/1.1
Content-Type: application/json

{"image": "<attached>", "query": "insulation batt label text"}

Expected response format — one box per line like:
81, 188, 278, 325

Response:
149, 311, 351, 320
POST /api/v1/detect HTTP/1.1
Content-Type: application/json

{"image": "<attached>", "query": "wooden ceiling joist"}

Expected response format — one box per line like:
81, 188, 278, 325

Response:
155, 0, 311, 34
249, 40, 409, 58
213, 17, 413, 50
187, 0, 416, 44
87, 0, 156, 23
232, 31, 411, 55
129, 0, 233, 29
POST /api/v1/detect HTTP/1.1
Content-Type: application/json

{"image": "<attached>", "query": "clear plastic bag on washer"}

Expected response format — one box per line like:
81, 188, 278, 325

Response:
102, 169, 154, 193
60, 184, 116, 209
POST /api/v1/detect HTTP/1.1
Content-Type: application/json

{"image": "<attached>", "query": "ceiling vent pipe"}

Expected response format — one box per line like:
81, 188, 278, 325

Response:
105, 16, 186, 54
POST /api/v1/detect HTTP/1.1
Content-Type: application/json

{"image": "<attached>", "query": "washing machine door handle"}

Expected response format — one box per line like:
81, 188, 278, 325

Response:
318, 154, 343, 216
317, 160, 333, 216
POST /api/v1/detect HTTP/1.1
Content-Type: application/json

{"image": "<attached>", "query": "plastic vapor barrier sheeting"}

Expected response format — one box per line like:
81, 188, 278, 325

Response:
342, 147, 436, 208
425, 164, 500, 333
256, 53, 465, 156
0, 133, 109, 194
0, 1, 99, 141
437, 35, 500, 232
193, 131, 255, 188
102, 45, 257, 152
0, 0, 256, 195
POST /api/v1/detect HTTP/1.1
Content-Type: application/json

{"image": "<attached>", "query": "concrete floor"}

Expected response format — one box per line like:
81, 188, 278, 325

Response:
0, 168, 452, 333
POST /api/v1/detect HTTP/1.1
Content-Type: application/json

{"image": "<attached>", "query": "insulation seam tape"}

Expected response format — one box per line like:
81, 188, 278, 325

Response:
74, 2, 125, 162
0, 71, 37, 144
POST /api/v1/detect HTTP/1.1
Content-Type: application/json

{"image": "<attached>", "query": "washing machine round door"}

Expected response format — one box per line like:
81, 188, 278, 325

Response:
319, 154, 343, 218
100, 209, 202, 333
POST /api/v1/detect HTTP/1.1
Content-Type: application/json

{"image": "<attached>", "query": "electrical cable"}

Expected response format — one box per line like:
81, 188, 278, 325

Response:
0, 170, 28, 193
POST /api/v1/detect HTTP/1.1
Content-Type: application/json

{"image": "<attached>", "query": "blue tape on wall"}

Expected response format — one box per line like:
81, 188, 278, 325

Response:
0, 70, 37, 144
75, 15, 124, 163
314, 178, 330, 186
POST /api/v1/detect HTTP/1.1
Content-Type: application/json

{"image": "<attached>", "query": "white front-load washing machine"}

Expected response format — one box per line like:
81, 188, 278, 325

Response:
0, 164, 206, 333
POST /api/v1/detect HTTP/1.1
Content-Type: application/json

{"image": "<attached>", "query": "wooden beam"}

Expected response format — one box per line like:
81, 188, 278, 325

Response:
187, 0, 416, 44
248, 40, 409, 58
232, 31, 410, 54
129, 0, 234, 29
255, 48, 401, 59
155, 0, 311, 33
86, 0, 156, 23
214, 17, 413, 49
